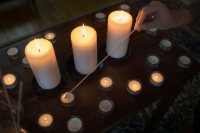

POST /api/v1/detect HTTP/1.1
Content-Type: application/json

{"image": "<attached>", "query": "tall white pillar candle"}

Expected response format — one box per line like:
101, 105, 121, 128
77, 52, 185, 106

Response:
25, 38, 61, 89
106, 10, 133, 58
71, 24, 97, 75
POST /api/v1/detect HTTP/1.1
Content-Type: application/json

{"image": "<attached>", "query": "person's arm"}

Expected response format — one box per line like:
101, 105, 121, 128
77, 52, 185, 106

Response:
134, 1, 194, 31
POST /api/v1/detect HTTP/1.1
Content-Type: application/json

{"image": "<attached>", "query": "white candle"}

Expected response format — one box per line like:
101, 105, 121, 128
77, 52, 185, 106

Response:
67, 117, 83, 132
159, 39, 172, 51
178, 55, 191, 68
106, 10, 133, 58
146, 55, 160, 68
60, 92, 75, 107
150, 71, 164, 86
6, 47, 20, 60
95, 12, 106, 22
25, 38, 61, 89
22, 56, 30, 68
146, 28, 157, 36
127, 80, 142, 94
99, 99, 114, 113
119, 4, 130, 12
38, 113, 54, 128
100, 77, 113, 90
71, 24, 97, 74
3, 73, 18, 89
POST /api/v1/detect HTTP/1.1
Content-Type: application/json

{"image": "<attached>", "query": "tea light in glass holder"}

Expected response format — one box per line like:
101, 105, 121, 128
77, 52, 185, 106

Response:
6, 47, 21, 60
21, 56, 30, 68
2, 73, 18, 89
145, 28, 157, 36
98, 99, 114, 114
44, 32, 56, 43
127, 80, 142, 95
60, 92, 75, 107
99, 77, 113, 91
119, 4, 130, 12
146, 55, 160, 68
177, 55, 191, 68
150, 71, 164, 87
95, 12, 106, 22
67, 116, 83, 133
38, 113, 54, 129
159, 39, 172, 51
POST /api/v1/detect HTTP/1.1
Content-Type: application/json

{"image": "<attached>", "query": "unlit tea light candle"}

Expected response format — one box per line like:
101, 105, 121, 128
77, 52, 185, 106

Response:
61, 92, 75, 107
71, 24, 97, 75
6, 47, 21, 60
127, 80, 142, 95
106, 10, 133, 58
119, 4, 130, 12
146, 28, 157, 36
159, 39, 172, 51
150, 71, 164, 87
100, 77, 113, 90
178, 55, 191, 68
22, 56, 30, 68
146, 55, 160, 68
95, 12, 106, 22
25, 38, 61, 89
3, 73, 18, 89
99, 99, 114, 113
67, 116, 83, 133
38, 113, 54, 128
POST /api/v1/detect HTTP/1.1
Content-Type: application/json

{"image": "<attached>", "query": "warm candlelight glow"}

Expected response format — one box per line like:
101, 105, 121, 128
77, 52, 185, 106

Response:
150, 71, 164, 86
100, 77, 113, 89
128, 80, 141, 94
44, 32, 56, 41
82, 24, 86, 37
34, 39, 41, 52
38, 113, 53, 128
3, 74, 16, 86
61, 92, 75, 105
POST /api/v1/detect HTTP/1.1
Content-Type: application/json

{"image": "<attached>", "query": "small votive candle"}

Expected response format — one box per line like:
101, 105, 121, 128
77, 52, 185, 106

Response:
21, 56, 30, 68
177, 55, 191, 68
119, 4, 130, 12
2, 73, 18, 89
150, 71, 164, 87
95, 12, 106, 22
60, 92, 75, 107
146, 55, 160, 68
6, 47, 21, 60
127, 80, 142, 95
98, 99, 114, 114
159, 39, 172, 51
99, 77, 113, 91
145, 28, 157, 36
38, 113, 54, 129
44, 32, 56, 42
67, 116, 83, 133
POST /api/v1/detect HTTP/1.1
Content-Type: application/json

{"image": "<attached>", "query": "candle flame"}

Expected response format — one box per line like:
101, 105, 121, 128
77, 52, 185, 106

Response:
34, 39, 41, 52
82, 24, 86, 37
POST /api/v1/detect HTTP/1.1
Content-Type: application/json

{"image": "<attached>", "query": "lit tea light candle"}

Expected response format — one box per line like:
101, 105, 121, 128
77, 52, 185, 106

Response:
25, 38, 61, 89
159, 39, 172, 51
150, 71, 164, 87
119, 4, 130, 12
178, 55, 191, 68
60, 92, 75, 107
127, 80, 142, 95
44, 32, 56, 42
6, 47, 21, 60
146, 55, 160, 68
2, 73, 18, 89
106, 10, 133, 58
145, 28, 157, 36
71, 24, 97, 75
95, 12, 106, 22
98, 99, 114, 114
100, 77, 113, 91
38, 113, 54, 129
67, 116, 83, 133
21, 56, 30, 68
20, 127, 28, 133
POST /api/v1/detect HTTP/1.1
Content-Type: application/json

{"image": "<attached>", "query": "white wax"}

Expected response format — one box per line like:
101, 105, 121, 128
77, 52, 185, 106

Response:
71, 25, 97, 74
38, 113, 54, 128
25, 38, 61, 89
106, 10, 133, 58
7, 47, 19, 58
95, 12, 106, 20
179, 56, 191, 65
160, 39, 172, 48
99, 99, 114, 113
3, 73, 16, 87
147, 55, 159, 65
119, 4, 130, 12
128, 80, 141, 93
100, 77, 113, 88
67, 117, 82, 132
61, 92, 74, 104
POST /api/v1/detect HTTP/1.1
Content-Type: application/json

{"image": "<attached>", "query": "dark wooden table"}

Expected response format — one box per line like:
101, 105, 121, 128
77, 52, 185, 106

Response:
0, 1, 199, 133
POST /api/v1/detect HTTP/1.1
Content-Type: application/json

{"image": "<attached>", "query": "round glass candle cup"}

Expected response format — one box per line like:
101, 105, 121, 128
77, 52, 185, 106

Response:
6, 47, 21, 60
146, 55, 160, 68
60, 92, 76, 107
21, 56, 30, 68
67, 116, 83, 133
177, 55, 192, 68
38, 113, 54, 130
44, 32, 56, 42
127, 80, 142, 95
95, 12, 106, 22
98, 99, 114, 114
99, 77, 113, 91
159, 39, 172, 51
150, 71, 164, 87
119, 4, 130, 12
145, 28, 157, 36
2, 73, 18, 89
